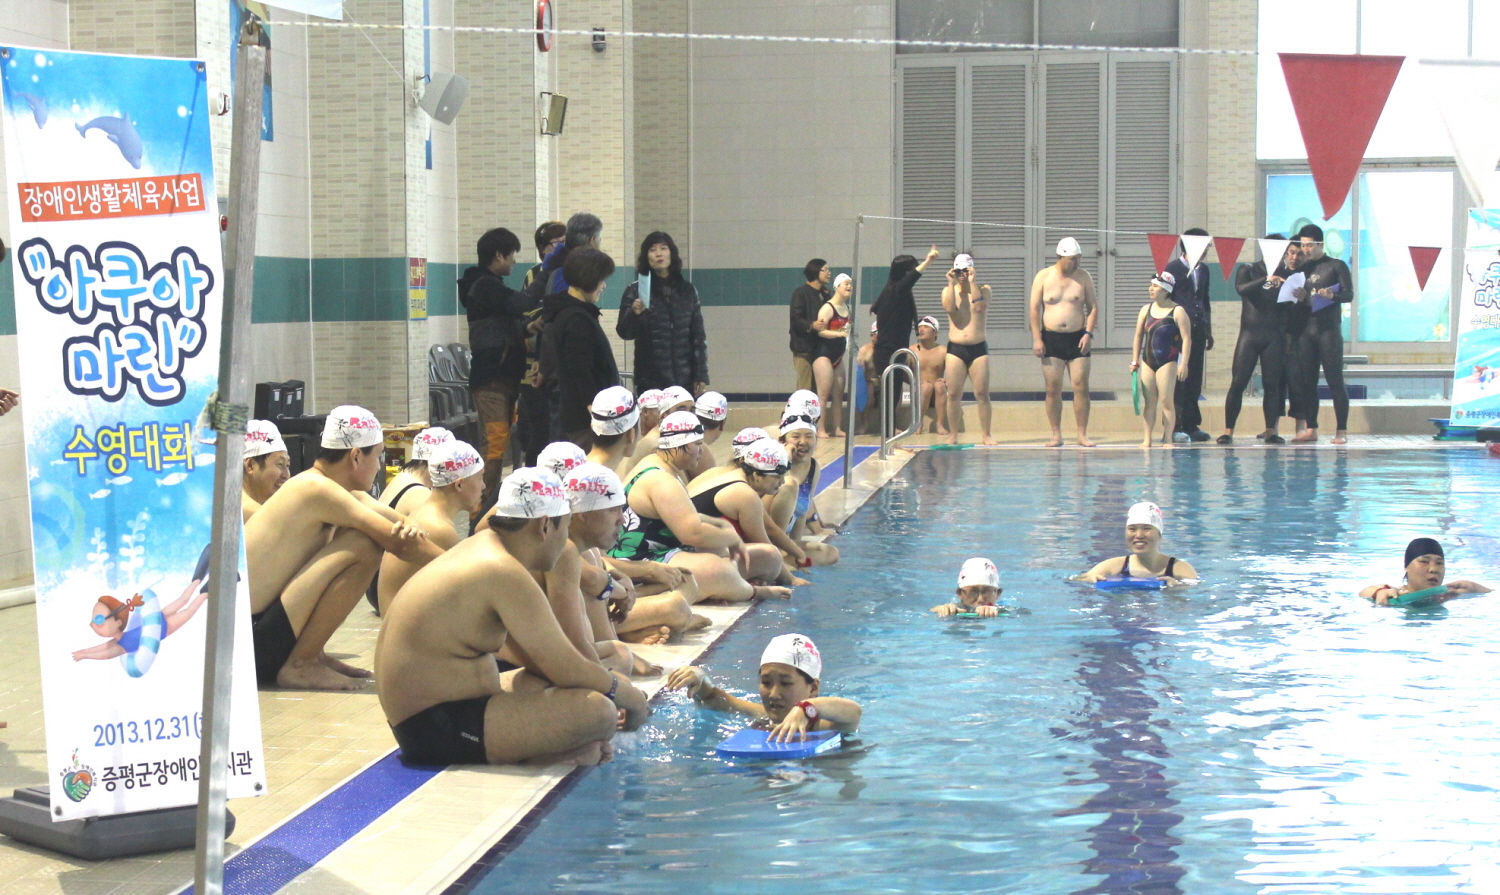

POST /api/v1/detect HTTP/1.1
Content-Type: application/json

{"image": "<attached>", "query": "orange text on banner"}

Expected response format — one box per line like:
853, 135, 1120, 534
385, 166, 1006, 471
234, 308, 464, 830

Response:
17, 173, 207, 223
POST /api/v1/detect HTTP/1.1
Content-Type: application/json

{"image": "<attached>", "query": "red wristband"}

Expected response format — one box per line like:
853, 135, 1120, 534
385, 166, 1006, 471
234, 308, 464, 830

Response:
795, 700, 819, 724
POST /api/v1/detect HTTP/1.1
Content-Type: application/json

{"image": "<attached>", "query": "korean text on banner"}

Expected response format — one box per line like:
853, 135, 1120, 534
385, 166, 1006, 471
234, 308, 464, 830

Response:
1451, 209, 1500, 426
1, 46, 266, 821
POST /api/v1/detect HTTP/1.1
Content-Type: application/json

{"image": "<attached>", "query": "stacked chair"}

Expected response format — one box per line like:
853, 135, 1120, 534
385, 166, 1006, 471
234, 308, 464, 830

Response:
428, 343, 480, 445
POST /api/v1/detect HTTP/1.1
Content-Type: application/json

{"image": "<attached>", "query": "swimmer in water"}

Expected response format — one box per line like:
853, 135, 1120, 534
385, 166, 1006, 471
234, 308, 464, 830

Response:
932, 557, 1003, 617
667, 633, 861, 742
1360, 538, 1492, 606
1078, 501, 1199, 585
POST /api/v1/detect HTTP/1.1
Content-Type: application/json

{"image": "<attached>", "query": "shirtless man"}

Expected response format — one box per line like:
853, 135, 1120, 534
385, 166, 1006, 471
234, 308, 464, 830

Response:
941, 255, 992, 443
909, 316, 949, 436
246, 406, 442, 690
377, 440, 486, 615
242, 419, 291, 522
376, 467, 650, 766
620, 385, 695, 478
1029, 237, 1100, 447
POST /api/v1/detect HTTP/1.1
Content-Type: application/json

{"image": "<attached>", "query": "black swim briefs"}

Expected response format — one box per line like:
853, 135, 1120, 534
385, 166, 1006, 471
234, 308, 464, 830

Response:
391, 696, 492, 766
1042, 329, 1091, 362
946, 340, 989, 366
250, 598, 297, 686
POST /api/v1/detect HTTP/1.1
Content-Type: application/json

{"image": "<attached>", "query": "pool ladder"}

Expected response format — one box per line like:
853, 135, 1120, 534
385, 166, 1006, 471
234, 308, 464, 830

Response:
879, 348, 920, 459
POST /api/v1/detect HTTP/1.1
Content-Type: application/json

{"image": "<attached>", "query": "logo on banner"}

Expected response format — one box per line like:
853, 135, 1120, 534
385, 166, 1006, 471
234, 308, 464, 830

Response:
59, 750, 96, 803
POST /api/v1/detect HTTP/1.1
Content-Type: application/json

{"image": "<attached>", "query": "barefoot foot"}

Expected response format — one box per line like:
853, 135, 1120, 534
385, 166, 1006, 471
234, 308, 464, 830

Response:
321, 653, 373, 678
686, 614, 713, 632
1290, 430, 1318, 443
1044, 437, 1063, 447
1075, 436, 1095, 447
752, 585, 793, 600
277, 659, 369, 691
1332, 431, 1348, 445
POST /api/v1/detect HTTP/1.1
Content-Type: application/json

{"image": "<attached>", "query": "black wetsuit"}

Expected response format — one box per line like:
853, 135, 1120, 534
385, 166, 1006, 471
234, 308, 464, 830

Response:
1225, 260, 1292, 430
1291, 255, 1353, 431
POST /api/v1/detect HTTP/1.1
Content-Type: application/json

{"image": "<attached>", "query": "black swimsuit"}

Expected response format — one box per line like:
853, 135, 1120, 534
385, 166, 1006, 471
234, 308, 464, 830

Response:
366, 482, 431, 613
947, 340, 989, 366
1118, 556, 1178, 578
391, 695, 491, 766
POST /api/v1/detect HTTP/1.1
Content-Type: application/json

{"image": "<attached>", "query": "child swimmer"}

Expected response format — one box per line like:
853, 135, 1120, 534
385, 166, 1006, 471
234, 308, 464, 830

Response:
932, 557, 1003, 617
1360, 537, 1491, 606
666, 633, 861, 742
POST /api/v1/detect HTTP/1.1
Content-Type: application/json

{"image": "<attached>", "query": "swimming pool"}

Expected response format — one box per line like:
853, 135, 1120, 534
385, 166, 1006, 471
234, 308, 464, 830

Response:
467, 448, 1500, 894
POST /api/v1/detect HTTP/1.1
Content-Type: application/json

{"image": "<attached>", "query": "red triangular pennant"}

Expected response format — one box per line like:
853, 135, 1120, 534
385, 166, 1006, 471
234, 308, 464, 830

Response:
1148, 233, 1179, 274
1280, 53, 1405, 220
1214, 237, 1247, 280
1409, 246, 1442, 291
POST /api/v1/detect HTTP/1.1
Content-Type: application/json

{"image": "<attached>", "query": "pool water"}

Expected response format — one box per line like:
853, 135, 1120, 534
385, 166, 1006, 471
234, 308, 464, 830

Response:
470, 449, 1500, 894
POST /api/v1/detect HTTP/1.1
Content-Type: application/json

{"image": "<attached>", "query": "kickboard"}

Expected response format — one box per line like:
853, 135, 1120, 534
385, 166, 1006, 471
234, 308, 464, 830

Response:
854, 371, 869, 412
1095, 576, 1165, 592
716, 728, 842, 760
927, 443, 973, 451
1132, 368, 1141, 416
1389, 585, 1449, 608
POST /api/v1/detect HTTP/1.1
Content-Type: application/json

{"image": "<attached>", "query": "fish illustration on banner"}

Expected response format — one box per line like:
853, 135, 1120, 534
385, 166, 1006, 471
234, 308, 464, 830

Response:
1, 45, 266, 821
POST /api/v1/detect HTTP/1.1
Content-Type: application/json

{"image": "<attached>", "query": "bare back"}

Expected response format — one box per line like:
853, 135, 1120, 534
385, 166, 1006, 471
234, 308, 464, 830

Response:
1031, 265, 1094, 333
377, 497, 463, 614
245, 472, 346, 609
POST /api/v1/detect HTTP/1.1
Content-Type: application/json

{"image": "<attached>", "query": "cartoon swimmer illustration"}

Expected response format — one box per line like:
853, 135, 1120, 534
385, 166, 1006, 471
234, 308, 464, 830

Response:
71, 575, 209, 677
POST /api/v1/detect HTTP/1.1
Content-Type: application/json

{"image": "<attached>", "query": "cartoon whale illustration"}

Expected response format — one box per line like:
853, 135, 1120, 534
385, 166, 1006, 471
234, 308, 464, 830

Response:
76, 114, 142, 169
14, 91, 47, 127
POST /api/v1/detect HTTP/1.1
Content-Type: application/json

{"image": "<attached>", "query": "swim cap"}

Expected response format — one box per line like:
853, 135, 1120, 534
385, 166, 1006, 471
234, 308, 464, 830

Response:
761, 633, 822, 680
957, 557, 1000, 589
538, 441, 588, 478
493, 467, 570, 519
410, 426, 455, 461
732, 427, 771, 459
658, 410, 706, 449
741, 438, 790, 474
428, 440, 484, 487
660, 385, 695, 412
1056, 236, 1083, 257
637, 389, 667, 411
244, 420, 287, 459
917, 315, 940, 332
1404, 537, 1444, 568
1151, 270, 1177, 294
952, 253, 974, 270
591, 386, 640, 436
695, 391, 728, 422
785, 389, 821, 421
321, 405, 383, 450
779, 412, 817, 435
562, 462, 626, 512
870, 320, 878, 335
1126, 501, 1164, 534
833, 272, 852, 289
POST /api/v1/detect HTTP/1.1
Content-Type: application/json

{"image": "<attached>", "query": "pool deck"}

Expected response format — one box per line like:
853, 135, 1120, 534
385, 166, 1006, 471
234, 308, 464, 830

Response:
0, 441, 913, 895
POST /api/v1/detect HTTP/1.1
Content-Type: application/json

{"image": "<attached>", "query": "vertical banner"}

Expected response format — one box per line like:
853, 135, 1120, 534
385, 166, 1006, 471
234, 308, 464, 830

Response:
408, 256, 427, 320
1452, 209, 1500, 425
1, 46, 266, 821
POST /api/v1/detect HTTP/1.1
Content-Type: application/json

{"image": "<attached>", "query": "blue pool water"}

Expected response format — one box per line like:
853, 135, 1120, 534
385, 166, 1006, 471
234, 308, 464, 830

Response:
470, 449, 1500, 894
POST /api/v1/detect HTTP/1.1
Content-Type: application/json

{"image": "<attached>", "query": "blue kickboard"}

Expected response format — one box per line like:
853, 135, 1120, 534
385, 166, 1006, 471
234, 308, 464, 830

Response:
1095, 576, 1166, 592
854, 371, 869, 412
716, 728, 842, 760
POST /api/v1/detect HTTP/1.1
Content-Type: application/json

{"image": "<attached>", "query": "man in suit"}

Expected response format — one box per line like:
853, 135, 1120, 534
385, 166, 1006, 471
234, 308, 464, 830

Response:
1164, 228, 1214, 442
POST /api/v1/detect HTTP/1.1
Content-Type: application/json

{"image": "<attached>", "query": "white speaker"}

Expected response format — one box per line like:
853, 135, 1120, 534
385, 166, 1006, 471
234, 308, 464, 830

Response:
418, 72, 469, 125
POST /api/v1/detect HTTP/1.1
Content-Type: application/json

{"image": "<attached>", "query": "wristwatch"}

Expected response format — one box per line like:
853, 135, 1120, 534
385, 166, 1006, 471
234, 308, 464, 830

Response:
795, 700, 819, 724
594, 577, 616, 602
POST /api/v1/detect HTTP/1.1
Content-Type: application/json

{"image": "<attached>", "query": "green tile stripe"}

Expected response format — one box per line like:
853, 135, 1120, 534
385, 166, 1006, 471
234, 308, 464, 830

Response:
0, 255, 13, 336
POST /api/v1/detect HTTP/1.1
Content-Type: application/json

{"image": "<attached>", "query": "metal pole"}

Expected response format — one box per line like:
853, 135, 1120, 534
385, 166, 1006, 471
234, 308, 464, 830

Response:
194, 22, 266, 895
842, 215, 862, 487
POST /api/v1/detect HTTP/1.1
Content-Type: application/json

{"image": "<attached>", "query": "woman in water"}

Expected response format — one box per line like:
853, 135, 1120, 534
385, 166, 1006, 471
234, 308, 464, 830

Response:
813, 273, 852, 438
1129, 271, 1193, 448
1360, 538, 1492, 606
1078, 502, 1198, 584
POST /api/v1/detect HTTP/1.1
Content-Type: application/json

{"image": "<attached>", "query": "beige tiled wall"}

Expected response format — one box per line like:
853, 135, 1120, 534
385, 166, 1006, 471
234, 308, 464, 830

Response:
632, 0, 689, 250
69, 0, 192, 56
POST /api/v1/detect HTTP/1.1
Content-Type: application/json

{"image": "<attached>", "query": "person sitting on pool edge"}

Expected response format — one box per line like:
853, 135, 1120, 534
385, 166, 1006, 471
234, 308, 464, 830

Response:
242, 419, 291, 523
1077, 501, 1198, 584
377, 466, 650, 766
1360, 538, 1492, 606
377, 440, 487, 616
666, 633, 861, 742
932, 557, 1003, 617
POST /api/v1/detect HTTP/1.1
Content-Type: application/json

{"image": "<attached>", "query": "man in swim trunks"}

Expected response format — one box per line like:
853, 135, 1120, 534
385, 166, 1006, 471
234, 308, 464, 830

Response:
942, 253, 995, 445
242, 419, 291, 522
911, 316, 949, 436
246, 406, 443, 690
1029, 237, 1099, 447
666, 632, 861, 741
1078, 501, 1198, 584
377, 440, 486, 615
377, 467, 650, 766
931, 557, 1003, 618
1360, 538, 1492, 606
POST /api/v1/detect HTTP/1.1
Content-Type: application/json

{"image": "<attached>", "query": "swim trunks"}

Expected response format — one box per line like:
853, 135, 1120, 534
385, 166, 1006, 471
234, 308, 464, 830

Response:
250, 598, 297, 686
1042, 329, 1090, 362
946, 340, 989, 366
390, 695, 491, 766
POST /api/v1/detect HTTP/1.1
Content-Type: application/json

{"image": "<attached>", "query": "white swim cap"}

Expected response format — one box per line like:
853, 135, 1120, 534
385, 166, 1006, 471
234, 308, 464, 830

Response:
833, 272, 852, 289
731, 426, 770, 459
637, 389, 667, 411
658, 410, 706, 449
562, 462, 626, 512
660, 385, 695, 412
243, 419, 287, 459
410, 426, 455, 461
493, 467, 570, 519
321, 405, 383, 450
779, 411, 817, 435
1126, 501, 1164, 534
741, 438, 789, 474
785, 389, 821, 421
695, 390, 728, 422
952, 253, 974, 270
957, 557, 1000, 589
917, 315, 941, 332
428, 440, 484, 487
1151, 270, 1177, 294
591, 386, 640, 436
1056, 236, 1083, 257
870, 320, 878, 335
760, 633, 822, 680
538, 441, 588, 478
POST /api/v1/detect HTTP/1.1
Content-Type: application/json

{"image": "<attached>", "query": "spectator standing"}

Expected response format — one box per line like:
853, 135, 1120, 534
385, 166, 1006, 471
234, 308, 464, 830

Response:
540, 248, 621, 450
1288, 224, 1353, 445
520, 215, 604, 461
788, 259, 831, 391
1163, 228, 1214, 442
515, 221, 565, 465
871, 246, 942, 375
617, 231, 710, 395
457, 227, 526, 497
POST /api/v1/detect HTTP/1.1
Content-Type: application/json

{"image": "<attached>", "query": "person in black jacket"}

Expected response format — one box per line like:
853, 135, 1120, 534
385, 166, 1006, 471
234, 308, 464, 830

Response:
539, 248, 620, 450
617, 231, 709, 395
1219, 235, 1297, 445
1164, 228, 1215, 441
457, 227, 525, 497
788, 259, 831, 391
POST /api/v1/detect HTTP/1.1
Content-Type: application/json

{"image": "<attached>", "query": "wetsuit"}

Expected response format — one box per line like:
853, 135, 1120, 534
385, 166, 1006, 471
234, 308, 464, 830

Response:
1225, 260, 1291, 430
608, 467, 686, 562
815, 301, 849, 362
1139, 306, 1182, 372
1291, 255, 1353, 431
690, 480, 747, 538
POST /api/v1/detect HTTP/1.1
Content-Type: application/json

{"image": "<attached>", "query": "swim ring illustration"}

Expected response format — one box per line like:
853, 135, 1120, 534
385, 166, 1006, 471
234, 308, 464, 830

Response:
71, 572, 209, 677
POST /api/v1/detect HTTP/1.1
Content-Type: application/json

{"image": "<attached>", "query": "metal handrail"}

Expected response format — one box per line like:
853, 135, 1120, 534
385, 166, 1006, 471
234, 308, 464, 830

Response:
879, 348, 920, 459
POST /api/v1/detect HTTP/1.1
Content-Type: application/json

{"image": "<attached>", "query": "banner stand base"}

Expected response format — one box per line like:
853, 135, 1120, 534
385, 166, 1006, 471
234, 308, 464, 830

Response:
0, 786, 235, 861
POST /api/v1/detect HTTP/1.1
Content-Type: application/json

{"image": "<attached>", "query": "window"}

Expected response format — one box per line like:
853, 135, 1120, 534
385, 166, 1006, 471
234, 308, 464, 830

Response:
897, 0, 1178, 53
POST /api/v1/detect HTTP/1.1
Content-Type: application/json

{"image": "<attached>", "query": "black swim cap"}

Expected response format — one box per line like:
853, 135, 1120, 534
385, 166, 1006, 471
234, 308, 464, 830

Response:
1404, 537, 1444, 568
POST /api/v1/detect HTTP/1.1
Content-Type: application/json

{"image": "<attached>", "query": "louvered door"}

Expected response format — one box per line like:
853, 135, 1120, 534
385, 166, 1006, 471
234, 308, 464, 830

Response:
968, 61, 1033, 348
1037, 57, 1108, 343
897, 62, 960, 341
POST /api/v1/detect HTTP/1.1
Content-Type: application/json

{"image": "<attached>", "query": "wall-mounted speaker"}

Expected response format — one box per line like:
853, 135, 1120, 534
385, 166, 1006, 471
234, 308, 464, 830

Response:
418, 71, 470, 125
541, 92, 568, 136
